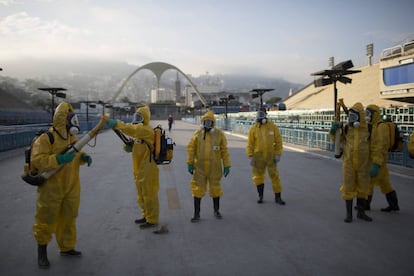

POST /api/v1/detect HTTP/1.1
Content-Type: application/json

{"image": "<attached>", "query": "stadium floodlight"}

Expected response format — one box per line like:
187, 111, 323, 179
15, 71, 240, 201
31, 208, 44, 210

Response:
314, 77, 333, 87
311, 59, 361, 159
311, 60, 361, 112
38, 87, 67, 121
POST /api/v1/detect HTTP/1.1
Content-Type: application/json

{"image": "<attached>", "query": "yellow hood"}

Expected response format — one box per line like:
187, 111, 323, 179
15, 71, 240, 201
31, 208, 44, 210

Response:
201, 110, 216, 125
350, 102, 367, 128
366, 104, 381, 125
136, 105, 151, 126
53, 101, 74, 134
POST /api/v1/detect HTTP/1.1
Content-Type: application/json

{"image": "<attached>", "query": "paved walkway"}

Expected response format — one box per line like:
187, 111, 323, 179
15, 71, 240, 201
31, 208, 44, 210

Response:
1, 120, 414, 276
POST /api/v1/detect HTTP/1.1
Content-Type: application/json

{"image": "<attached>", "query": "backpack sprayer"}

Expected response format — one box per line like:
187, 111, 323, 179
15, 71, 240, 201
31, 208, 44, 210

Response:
21, 115, 109, 186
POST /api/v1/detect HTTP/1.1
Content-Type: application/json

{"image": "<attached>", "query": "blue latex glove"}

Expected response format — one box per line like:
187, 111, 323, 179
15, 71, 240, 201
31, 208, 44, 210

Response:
106, 119, 117, 128
81, 153, 92, 167
223, 167, 230, 177
370, 163, 380, 177
123, 144, 133, 153
329, 122, 341, 136
56, 151, 75, 165
273, 156, 281, 164
187, 164, 194, 175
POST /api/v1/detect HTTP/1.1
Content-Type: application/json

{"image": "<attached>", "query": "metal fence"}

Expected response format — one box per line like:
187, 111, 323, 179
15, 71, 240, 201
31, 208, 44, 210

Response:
2, 116, 413, 167
213, 117, 414, 168
0, 119, 103, 152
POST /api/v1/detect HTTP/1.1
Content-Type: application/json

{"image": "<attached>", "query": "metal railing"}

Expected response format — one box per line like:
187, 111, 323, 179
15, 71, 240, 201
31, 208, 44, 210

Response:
214, 117, 414, 168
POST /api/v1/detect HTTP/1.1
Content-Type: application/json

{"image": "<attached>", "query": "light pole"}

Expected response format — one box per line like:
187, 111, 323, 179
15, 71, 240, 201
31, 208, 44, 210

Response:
311, 59, 361, 157
97, 100, 109, 116
249, 88, 274, 110
38, 87, 67, 121
219, 93, 235, 130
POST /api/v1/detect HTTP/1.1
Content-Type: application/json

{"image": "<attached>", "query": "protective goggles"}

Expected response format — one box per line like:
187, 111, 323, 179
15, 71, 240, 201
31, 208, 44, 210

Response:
132, 113, 144, 124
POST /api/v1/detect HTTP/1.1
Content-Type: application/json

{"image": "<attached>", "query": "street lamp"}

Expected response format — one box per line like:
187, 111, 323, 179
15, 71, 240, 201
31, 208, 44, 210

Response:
97, 100, 109, 116
81, 100, 96, 123
219, 93, 235, 130
250, 88, 274, 110
38, 87, 67, 121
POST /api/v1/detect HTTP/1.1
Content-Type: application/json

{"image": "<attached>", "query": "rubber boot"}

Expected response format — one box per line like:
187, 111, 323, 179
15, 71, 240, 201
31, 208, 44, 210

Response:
381, 190, 400, 212
366, 195, 372, 211
275, 193, 286, 205
38, 244, 50, 268
356, 198, 373, 221
191, 197, 201, 222
213, 197, 222, 219
344, 200, 353, 223
354, 194, 372, 211
257, 184, 264, 203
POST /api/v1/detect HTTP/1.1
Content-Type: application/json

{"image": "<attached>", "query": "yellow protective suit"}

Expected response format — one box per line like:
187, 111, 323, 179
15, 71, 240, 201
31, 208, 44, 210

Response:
408, 132, 414, 156
246, 118, 283, 192
113, 106, 159, 224
339, 102, 371, 200
187, 111, 231, 198
367, 104, 394, 195
32, 102, 88, 251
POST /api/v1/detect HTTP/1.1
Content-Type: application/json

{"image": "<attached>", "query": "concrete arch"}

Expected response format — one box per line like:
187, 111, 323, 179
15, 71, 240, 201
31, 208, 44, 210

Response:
110, 61, 207, 107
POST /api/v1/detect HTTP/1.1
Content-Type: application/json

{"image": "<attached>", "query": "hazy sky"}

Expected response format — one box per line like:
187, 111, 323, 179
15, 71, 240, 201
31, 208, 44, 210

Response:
1, 0, 413, 84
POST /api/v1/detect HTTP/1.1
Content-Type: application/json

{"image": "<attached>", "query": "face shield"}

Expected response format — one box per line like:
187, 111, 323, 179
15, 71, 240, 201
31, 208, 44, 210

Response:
203, 119, 214, 131
66, 112, 80, 135
348, 109, 360, 128
132, 112, 144, 124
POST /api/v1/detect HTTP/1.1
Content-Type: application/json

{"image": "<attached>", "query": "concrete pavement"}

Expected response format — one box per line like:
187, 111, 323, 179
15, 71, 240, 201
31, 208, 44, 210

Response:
1, 120, 414, 276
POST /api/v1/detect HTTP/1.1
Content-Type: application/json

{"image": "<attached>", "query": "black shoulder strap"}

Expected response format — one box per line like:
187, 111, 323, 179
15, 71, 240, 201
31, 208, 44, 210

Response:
46, 130, 54, 145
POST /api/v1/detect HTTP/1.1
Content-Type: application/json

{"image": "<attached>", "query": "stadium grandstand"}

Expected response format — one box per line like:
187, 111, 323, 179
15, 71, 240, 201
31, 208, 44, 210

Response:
246, 41, 414, 133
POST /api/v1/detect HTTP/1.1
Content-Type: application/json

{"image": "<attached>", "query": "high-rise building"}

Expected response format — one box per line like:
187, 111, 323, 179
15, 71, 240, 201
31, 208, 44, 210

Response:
175, 71, 181, 101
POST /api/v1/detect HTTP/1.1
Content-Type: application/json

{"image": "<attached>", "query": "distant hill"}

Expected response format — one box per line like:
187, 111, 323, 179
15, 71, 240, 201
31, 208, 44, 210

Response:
0, 85, 35, 111
1, 58, 304, 103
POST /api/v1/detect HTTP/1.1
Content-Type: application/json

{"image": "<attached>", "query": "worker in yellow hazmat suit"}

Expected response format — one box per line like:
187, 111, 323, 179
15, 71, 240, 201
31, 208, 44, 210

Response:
31, 102, 92, 268
106, 105, 159, 229
186, 110, 231, 222
366, 104, 400, 212
246, 109, 285, 205
330, 102, 372, 223
408, 132, 414, 158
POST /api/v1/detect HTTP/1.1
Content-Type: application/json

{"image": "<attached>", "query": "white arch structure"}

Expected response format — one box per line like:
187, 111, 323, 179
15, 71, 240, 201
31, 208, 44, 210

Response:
110, 61, 208, 107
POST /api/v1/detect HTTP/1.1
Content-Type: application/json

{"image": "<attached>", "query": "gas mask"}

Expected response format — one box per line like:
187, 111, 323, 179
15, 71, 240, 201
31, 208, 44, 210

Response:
203, 119, 214, 132
365, 108, 373, 124
132, 112, 144, 125
66, 112, 80, 135
256, 111, 267, 124
348, 109, 360, 128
